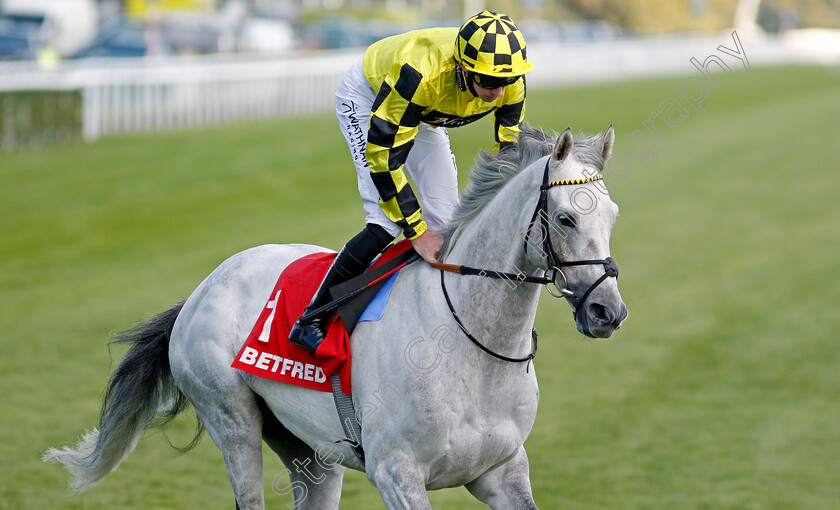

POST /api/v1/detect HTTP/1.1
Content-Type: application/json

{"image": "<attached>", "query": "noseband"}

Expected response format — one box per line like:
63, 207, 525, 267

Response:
523, 158, 619, 318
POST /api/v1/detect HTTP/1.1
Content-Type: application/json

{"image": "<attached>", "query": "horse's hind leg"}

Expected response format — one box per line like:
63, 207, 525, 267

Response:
191, 386, 267, 509
368, 451, 432, 509
465, 446, 538, 509
171, 340, 267, 509
258, 397, 344, 509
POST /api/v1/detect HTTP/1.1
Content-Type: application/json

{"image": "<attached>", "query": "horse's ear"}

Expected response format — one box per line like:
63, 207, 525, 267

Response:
553, 127, 573, 163
597, 125, 615, 161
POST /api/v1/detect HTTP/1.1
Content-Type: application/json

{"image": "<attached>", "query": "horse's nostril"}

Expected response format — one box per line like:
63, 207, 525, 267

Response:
588, 303, 613, 325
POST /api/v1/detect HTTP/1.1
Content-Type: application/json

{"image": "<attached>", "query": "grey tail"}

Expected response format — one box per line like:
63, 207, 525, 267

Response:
43, 301, 203, 492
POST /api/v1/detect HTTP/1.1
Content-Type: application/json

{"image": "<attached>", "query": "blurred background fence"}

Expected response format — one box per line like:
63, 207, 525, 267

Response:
2, 0, 839, 150
1, 51, 359, 146
2, 32, 838, 149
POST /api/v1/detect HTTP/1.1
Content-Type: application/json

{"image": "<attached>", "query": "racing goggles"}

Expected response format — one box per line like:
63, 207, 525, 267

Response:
472, 72, 520, 89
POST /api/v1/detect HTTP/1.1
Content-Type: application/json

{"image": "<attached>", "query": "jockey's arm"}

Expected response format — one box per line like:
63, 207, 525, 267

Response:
491, 78, 527, 152
365, 65, 430, 241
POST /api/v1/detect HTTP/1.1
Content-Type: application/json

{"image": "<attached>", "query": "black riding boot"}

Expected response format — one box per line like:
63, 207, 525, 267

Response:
288, 224, 395, 354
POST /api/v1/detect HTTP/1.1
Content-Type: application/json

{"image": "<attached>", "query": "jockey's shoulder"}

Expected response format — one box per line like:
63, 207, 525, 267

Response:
363, 27, 459, 84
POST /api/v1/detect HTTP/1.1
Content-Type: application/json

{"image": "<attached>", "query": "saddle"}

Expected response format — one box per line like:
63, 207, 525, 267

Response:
231, 240, 417, 396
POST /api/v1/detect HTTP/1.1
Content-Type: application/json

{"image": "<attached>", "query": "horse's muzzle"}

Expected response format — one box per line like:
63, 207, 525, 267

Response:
578, 301, 628, 338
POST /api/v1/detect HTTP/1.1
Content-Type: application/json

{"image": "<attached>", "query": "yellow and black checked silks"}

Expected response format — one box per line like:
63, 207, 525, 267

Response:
361, 26, 530, 239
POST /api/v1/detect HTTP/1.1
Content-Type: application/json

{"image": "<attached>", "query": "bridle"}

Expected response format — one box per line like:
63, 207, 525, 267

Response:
523, 157, 619, 319
429, 157, 620, 367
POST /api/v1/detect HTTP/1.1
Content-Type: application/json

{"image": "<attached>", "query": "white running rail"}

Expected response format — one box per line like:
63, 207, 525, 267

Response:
1, 33, 836, 147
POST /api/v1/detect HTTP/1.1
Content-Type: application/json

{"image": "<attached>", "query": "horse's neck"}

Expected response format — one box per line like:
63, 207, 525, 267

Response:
442, 167, 543, 357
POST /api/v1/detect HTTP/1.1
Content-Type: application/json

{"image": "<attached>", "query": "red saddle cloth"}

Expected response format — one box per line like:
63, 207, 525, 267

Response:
231, 240, 412, 395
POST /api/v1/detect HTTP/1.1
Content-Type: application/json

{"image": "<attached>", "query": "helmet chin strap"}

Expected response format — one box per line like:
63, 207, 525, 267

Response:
454, 64, 478, 97
455, 64, 467, 92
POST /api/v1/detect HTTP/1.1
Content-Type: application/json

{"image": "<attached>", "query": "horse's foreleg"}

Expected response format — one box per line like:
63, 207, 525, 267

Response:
369, 452, 432, 510
465, 446, 538, 510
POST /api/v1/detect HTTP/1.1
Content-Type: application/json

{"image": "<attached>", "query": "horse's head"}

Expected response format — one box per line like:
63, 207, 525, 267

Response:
528, 127, 628, 338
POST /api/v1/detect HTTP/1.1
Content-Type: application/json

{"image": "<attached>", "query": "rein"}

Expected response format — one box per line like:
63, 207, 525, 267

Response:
438, 270, 538, 370
429, 157, 620, 367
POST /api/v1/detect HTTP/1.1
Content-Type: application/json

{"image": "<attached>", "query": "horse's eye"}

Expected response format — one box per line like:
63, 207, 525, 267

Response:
555, 213, 577, 228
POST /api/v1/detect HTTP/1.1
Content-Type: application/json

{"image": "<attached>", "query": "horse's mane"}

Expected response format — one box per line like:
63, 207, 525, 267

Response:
440, 124, 606, 255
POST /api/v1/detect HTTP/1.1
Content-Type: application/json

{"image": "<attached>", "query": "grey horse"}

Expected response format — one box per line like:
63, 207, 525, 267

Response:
45, 126, 627, 509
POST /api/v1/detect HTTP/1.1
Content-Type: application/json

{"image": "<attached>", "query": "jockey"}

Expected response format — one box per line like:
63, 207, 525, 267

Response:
289, 10, 534, 354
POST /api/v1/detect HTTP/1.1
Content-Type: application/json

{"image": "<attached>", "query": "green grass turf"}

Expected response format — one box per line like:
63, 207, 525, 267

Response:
2, 64, 839, 508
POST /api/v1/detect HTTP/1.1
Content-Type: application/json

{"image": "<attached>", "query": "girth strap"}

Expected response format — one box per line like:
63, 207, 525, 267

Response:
331, 374, 365, 467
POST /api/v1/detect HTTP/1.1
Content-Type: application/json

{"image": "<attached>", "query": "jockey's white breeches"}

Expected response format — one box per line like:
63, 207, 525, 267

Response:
335, 59, 459, 237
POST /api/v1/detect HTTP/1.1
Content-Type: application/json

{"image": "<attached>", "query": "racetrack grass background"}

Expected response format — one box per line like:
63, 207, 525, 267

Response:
2, 64, 839, 508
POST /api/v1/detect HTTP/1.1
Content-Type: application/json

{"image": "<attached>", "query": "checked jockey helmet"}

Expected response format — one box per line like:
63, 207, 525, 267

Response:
455, 10, 534, 79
